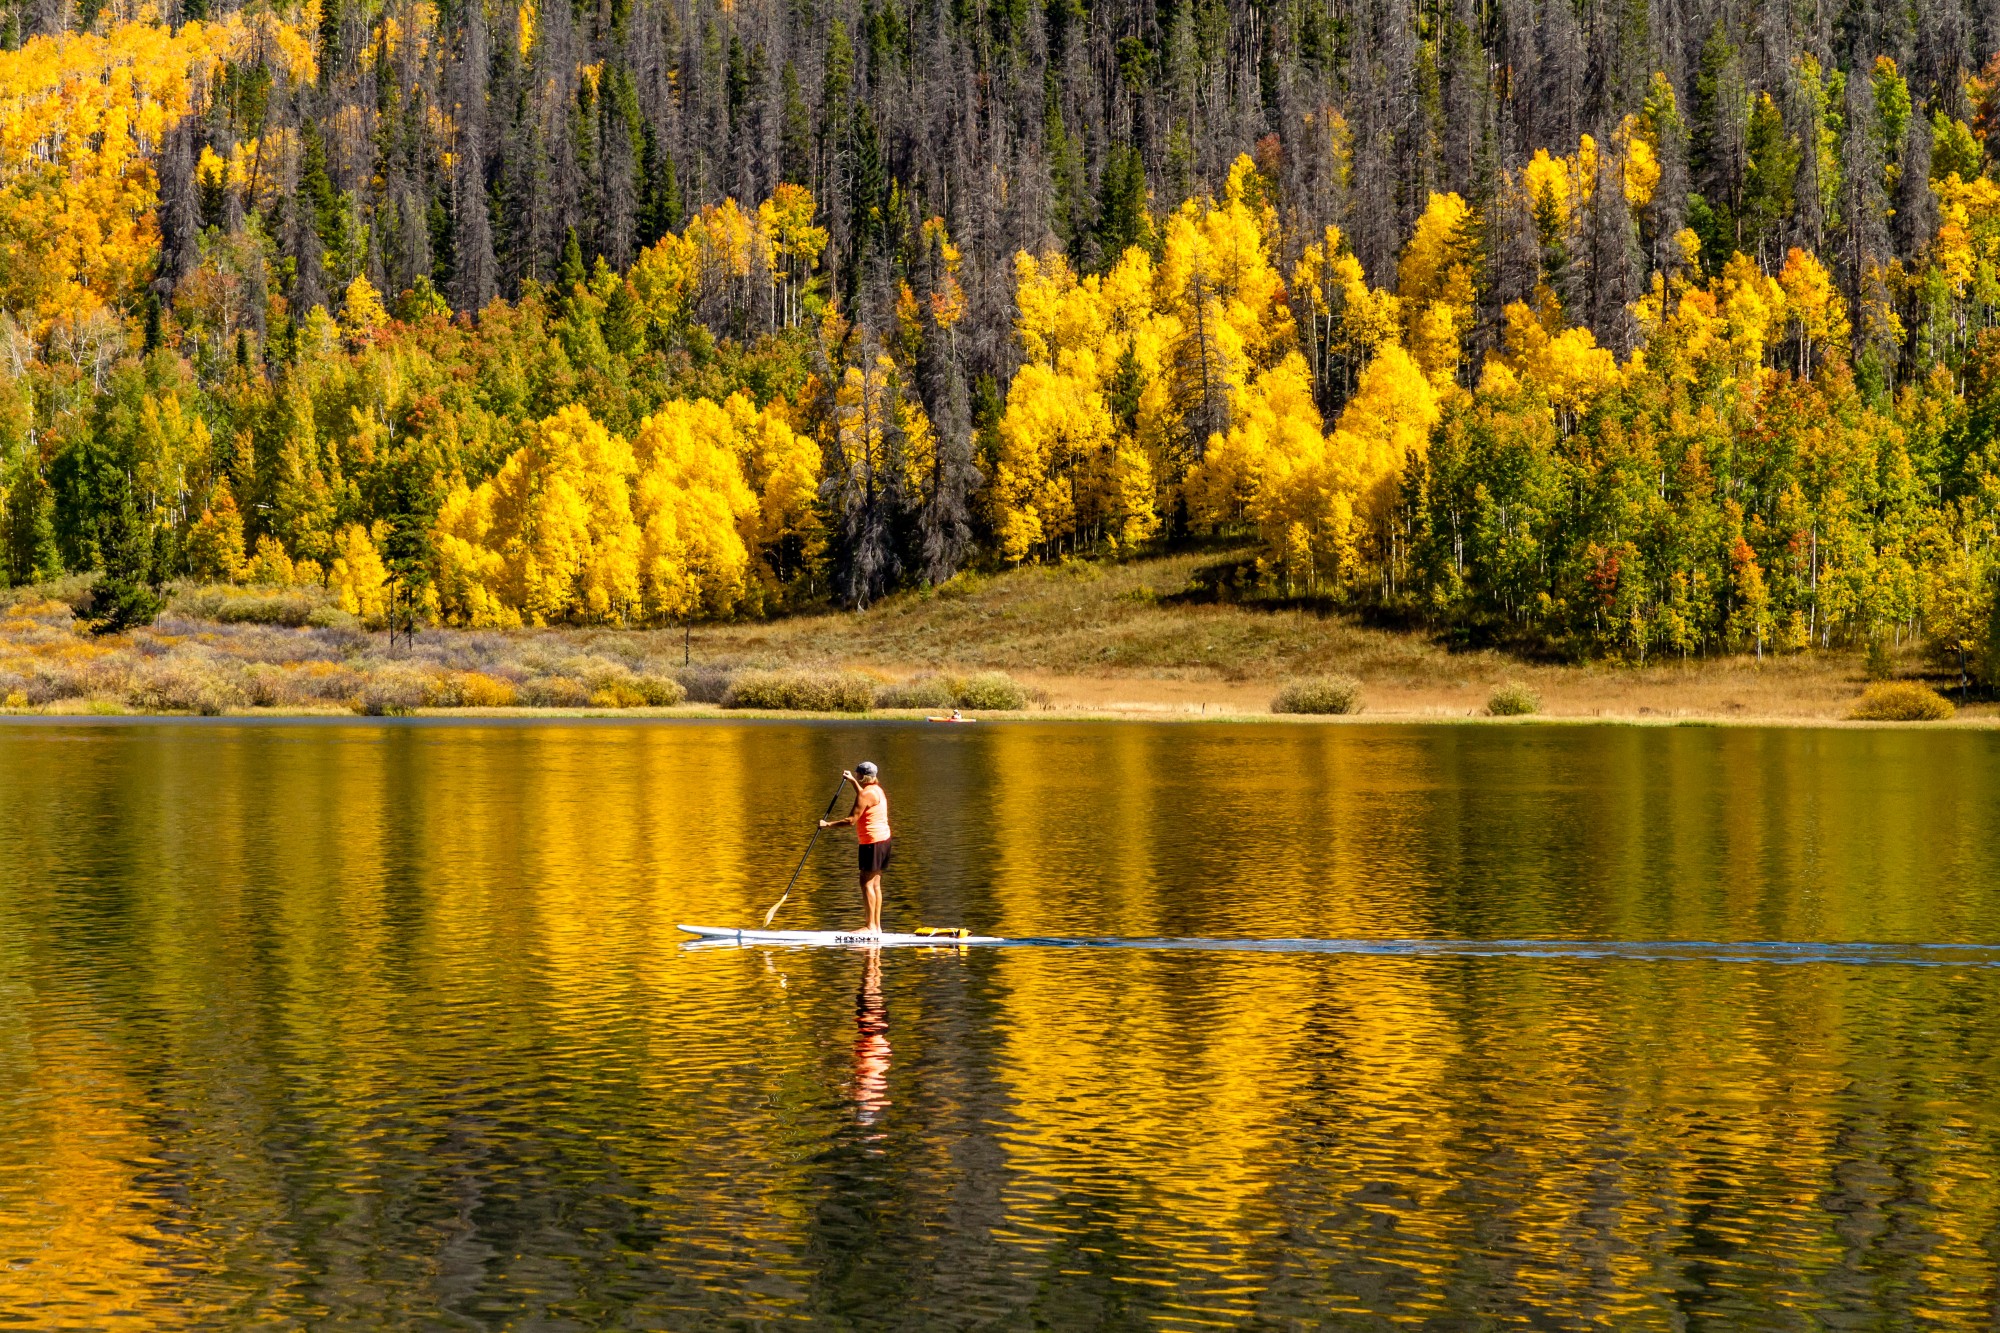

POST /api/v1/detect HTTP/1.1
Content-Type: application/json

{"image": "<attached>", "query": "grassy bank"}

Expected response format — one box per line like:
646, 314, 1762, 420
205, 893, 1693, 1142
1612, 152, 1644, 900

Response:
2, 552, 1992, 723
696, 552, 1995, 725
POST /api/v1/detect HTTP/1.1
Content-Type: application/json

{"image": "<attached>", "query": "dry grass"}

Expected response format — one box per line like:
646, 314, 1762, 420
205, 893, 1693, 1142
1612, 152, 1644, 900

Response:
694, 550, 1996, 724
698, 553, 1460, 681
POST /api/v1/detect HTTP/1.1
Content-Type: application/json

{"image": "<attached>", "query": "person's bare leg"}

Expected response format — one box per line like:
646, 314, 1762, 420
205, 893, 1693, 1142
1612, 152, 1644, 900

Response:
863, 872, 883, 933
856, 866, 880, 934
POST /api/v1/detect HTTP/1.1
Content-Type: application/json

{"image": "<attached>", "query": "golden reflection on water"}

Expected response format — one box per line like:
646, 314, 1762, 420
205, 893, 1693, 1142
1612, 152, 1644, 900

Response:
1, 721, 1998, 1328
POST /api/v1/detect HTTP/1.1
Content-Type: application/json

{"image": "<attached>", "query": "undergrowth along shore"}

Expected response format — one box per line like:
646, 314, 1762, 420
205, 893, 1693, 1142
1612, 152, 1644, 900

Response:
0, 553, 1991, 722
0, 590, 1037, 717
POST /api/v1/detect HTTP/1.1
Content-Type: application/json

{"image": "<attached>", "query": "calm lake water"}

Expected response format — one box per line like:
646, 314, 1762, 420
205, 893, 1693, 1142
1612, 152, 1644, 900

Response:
4, 719, 2000, 1330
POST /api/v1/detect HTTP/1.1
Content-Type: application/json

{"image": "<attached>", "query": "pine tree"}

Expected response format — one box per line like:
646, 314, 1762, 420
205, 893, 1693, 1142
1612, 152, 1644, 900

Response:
2, 460, 62, 586
1094, 143, 1149, 269
84, 488, 163, 634
376, 439, 443, 648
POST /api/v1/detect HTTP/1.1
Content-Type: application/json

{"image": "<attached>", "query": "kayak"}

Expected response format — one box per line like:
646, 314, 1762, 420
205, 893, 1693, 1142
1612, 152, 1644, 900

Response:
678, 923, 1006, 947
926, 716, 978, 723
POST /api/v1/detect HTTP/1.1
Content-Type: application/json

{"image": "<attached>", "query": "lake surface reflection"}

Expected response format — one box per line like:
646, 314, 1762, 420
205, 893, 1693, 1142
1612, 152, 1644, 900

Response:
3, 719, 1999, 1329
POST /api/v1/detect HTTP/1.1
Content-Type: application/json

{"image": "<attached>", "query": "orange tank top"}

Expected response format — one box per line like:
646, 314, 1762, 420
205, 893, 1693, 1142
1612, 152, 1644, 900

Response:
856, 785, 891, 844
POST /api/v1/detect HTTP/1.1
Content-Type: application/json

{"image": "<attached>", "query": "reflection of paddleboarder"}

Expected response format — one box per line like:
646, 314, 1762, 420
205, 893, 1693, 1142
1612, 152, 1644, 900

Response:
819, 762, 891, 935
853, 949, 890, 1129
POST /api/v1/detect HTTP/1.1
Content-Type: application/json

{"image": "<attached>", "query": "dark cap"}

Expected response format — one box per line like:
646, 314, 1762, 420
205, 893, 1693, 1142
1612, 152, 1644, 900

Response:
856, 761, 879, 779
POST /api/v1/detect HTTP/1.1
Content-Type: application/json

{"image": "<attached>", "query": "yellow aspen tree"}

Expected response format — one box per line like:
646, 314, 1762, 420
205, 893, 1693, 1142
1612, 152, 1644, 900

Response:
481, 404, 640, 623
1776, 248, 1850, 375
731, 395, 824, 592
184, 487, 247, 583
920, 216, 968, 338
1187, 353, 1328, 577
630, 397, 761, 619
1011, 251, 1112, 370
327, 523, 390, 619
686, 197, 758, 324
1396, 192, 1482, 382
1291, 229, 1342, 390
1155, 161, 1293, 406
1617, 116, 1662, 208
1329, 250, 1404, 372
1717, 252, 1789, 375
431, 479, 515, 627
1321, 343, 1443, 571
245, 533, 297, 587
993, 362, 1145, 561
1490, 302, 1622, 431
341, 275, 388, 337
628, 231, 698, 335
756, 184, 829, 328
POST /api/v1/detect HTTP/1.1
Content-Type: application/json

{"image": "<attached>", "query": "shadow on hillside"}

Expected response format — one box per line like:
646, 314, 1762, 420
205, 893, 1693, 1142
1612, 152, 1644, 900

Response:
1157, 553, 1590, 663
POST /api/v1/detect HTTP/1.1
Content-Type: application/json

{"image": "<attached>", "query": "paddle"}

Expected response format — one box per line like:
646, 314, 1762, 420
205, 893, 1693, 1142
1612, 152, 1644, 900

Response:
761, 777, 850, 927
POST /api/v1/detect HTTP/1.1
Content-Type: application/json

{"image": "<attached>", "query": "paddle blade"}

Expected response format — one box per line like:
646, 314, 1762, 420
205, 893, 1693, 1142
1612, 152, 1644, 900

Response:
761, 893, 788, 927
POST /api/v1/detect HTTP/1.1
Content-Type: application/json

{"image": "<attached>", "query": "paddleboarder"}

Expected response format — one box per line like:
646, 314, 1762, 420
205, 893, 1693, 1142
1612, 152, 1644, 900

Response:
820, 762, 891, 935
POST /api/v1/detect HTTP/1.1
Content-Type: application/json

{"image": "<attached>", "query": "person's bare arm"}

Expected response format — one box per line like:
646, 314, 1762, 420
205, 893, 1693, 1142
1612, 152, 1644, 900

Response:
820, 772, 863, 828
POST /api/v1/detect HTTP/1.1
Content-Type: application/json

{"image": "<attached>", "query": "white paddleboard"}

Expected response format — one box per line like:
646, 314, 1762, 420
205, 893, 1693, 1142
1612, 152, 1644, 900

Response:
679, 924, 1006, 947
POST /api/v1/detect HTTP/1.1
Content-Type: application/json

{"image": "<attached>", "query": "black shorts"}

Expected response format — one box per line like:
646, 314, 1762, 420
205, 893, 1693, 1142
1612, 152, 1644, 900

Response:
858, 840, 893, 875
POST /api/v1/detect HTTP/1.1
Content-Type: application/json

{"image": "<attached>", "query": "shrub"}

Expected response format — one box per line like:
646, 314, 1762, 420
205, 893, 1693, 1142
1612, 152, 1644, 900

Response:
590, 681, 648, 708
630, 673, 686, 705
723, 668, 876, 712
876, 670, 1031, 710
306, 605, 359, 629
126, 657, 248, 715
673, 666, 734, 703
954, 670, 1031, 711
1488, 682, 1541, 716
1272, 675, 1362, 715
8, 657, 125, 704
171, 585, 325, 627
289, 662, 367, 704
519, 675, 592, 708
353, 667, 435, 716
0, 575, 94, 613
1849, 681, 1956, 721
565, 654, 637, 690
426, 671, 519, 708
875, 675, 958, 710
242, 663, 296, 707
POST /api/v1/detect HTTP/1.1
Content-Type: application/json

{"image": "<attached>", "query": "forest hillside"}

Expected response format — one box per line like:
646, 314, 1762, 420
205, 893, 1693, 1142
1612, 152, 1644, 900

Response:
4, 0, 2000, 675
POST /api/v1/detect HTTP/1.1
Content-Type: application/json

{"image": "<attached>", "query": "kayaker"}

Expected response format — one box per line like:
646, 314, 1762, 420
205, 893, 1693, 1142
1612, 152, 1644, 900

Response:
820, 762, 891, 934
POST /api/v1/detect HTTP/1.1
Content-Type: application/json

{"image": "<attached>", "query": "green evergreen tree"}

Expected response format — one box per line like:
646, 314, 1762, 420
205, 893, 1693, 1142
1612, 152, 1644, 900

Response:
375, 438, 443, 650
2, 460, 62, 585
1095, 143, 1148, 268
560, 225, 587, 291
1739, 94, 1800, 260
636, 123, 681, 248
84, 490, 163, 634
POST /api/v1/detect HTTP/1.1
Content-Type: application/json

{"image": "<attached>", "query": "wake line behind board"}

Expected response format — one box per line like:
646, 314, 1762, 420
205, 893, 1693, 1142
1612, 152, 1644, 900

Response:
676, 925, 2000, 966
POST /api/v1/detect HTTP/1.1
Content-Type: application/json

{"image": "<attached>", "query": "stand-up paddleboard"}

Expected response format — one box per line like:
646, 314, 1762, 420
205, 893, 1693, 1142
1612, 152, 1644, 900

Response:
679, 923, 1006, 947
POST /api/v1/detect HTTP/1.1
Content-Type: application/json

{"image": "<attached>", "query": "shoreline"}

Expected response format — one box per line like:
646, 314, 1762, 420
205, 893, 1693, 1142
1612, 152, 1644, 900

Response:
5, 701, 1997, 728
